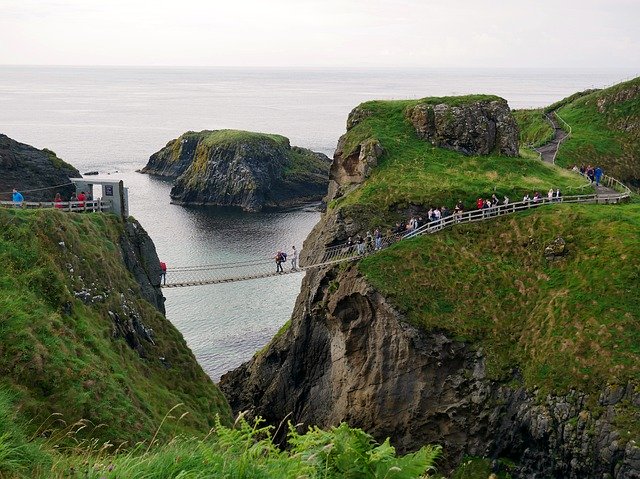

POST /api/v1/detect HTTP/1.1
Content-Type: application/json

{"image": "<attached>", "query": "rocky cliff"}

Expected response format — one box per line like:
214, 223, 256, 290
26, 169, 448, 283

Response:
0, 208, 231, 444
141, 130, 331, 211
407, 97, 519, 157
0, 133, 80, 201
220, 94, 639, 477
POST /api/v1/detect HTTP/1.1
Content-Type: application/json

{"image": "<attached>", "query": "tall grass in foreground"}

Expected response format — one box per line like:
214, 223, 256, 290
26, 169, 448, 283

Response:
51, 417, 440, 479
0, 393, 441, 479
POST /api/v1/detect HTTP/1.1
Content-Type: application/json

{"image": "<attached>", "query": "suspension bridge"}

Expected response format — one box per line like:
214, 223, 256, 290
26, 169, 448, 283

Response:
162, 173, 630, 288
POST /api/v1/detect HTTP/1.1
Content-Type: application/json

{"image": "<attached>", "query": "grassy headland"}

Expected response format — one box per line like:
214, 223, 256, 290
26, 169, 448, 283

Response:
0, 209, 231, 447
331, 95, 589, 229
554, 77, 640, 186
359, 204, 640, 398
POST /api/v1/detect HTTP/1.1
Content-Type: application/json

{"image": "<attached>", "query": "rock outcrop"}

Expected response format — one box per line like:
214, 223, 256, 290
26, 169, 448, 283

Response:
406, 98, 519, 157
221, 263, 640, 477
0, 134, 80, 201
141, 130, 331, 212
120, 218, 166, 315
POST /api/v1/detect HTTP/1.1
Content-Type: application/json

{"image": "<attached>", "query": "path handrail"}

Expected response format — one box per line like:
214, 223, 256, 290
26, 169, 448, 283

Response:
0, 199, 112, 212
550, 111, 572, 164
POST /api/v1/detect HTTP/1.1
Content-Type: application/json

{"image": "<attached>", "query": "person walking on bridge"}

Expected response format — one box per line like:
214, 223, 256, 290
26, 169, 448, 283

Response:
290, 245, 298, 271
275, 251, 285, 273
160, 261, 167, 285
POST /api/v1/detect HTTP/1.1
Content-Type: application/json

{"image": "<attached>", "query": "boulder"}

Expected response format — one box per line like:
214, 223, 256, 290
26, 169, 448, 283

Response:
407, 99, 519, 157
545, 236, 567, 260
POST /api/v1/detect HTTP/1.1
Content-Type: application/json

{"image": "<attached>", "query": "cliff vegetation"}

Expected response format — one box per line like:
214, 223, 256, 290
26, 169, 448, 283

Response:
141, 129, 331, 211
0, 209, 231, 448
327, 96, 588, 230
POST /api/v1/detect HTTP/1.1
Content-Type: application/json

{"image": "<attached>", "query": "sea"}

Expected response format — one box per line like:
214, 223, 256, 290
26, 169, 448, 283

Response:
0, 66, 636, 380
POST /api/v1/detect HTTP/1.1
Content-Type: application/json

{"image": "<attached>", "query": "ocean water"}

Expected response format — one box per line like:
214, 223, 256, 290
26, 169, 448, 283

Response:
0, 66, 636, 380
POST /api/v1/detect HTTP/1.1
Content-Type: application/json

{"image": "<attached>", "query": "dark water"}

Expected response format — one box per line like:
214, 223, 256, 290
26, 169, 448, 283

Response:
0, 66, 636, 379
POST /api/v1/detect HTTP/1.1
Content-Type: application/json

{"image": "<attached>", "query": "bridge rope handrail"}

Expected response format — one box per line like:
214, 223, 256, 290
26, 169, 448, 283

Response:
163, 180, 630, 288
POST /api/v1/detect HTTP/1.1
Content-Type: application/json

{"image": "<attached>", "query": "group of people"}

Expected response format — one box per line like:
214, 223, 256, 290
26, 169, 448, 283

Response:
54, 191, 91, 209
388, 187, 564, 236
275, 246, 298, 273
8, 188, 92, 210
572, 165, 603, 186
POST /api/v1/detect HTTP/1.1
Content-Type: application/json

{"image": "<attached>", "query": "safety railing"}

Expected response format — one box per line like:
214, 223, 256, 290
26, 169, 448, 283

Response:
0, 199, 112, 213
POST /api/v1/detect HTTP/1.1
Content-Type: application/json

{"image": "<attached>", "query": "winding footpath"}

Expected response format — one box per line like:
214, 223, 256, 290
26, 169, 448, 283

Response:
536, 111, 618, 196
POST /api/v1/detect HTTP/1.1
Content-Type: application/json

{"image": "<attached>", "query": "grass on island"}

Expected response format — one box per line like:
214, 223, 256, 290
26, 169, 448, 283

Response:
554, 77, 640, 186
0, 209, 231, 448
512, 109, 555, 148
330, 96, 589, 229
359, 204, 640, 410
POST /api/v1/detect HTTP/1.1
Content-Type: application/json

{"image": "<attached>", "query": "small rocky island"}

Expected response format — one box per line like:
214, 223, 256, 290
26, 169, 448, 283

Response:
0, 133, 80, 201
141, 130, 331, 212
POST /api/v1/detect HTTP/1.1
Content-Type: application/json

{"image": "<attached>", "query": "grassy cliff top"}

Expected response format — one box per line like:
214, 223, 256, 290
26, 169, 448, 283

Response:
554, 77, 640, 185
179, 129, 291, 149
331, 96, 589, 228
0, 209, 230, 446
359, 203, 640, 400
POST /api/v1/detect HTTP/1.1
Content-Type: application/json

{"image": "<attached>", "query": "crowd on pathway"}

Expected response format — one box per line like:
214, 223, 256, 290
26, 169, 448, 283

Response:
327, 186, 567, 261
572, 164, 604, 186
6, 188, 94, 210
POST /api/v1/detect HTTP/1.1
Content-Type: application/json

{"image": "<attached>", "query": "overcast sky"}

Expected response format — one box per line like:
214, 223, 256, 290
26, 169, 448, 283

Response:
1, 0, 639, 68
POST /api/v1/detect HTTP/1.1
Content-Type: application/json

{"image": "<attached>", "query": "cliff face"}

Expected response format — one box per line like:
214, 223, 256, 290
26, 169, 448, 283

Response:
141, 130, 331, 212
0, 134, 80, 201
0, 209, 231, 444
220, 93, 639, 477
221, 266, 639, 477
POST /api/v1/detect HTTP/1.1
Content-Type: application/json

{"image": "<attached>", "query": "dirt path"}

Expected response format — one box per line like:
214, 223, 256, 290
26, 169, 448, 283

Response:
535, 112, 618, 195
534, 113, 569, 164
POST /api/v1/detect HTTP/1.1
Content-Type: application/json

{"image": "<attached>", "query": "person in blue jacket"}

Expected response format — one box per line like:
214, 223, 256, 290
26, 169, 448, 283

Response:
594, 166, 603, 186
12, 188, 24, 206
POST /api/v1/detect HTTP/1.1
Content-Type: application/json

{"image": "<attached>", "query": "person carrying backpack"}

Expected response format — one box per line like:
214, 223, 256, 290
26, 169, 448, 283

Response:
275, 251, 285, 273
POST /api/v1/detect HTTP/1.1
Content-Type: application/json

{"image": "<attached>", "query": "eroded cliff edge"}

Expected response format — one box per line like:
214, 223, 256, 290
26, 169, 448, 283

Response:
220, 93, 640, 477
141, 129, 331, 212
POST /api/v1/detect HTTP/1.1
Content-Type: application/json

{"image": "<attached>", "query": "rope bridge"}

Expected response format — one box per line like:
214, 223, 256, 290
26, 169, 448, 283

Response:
162, 174, 630, 288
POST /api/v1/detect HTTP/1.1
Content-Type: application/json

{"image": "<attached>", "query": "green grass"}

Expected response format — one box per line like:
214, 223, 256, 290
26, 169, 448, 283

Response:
180, 129, 290, 149
0, 209, 231, 448
0, 406, 441, 479
553, 77, 640, 186
330, 97, 589, 229
513, 109, 555, 147
358, 204, 640, 400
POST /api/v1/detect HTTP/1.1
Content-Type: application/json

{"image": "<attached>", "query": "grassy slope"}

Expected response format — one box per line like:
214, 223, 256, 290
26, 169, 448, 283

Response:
512, 109, 554, 147
554, 77, 640, 185
174, 129, 329, 187
0, 209, 231, 447
0, 397, 440, 479
359, 204, 640, 399
331, 96, 588, 229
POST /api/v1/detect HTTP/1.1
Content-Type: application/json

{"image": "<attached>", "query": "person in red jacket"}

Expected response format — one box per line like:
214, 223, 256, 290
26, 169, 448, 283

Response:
77, 191, 86, 208
54, 192, 63, 209
160, 261, 167, 285
476, 197, 484, 209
